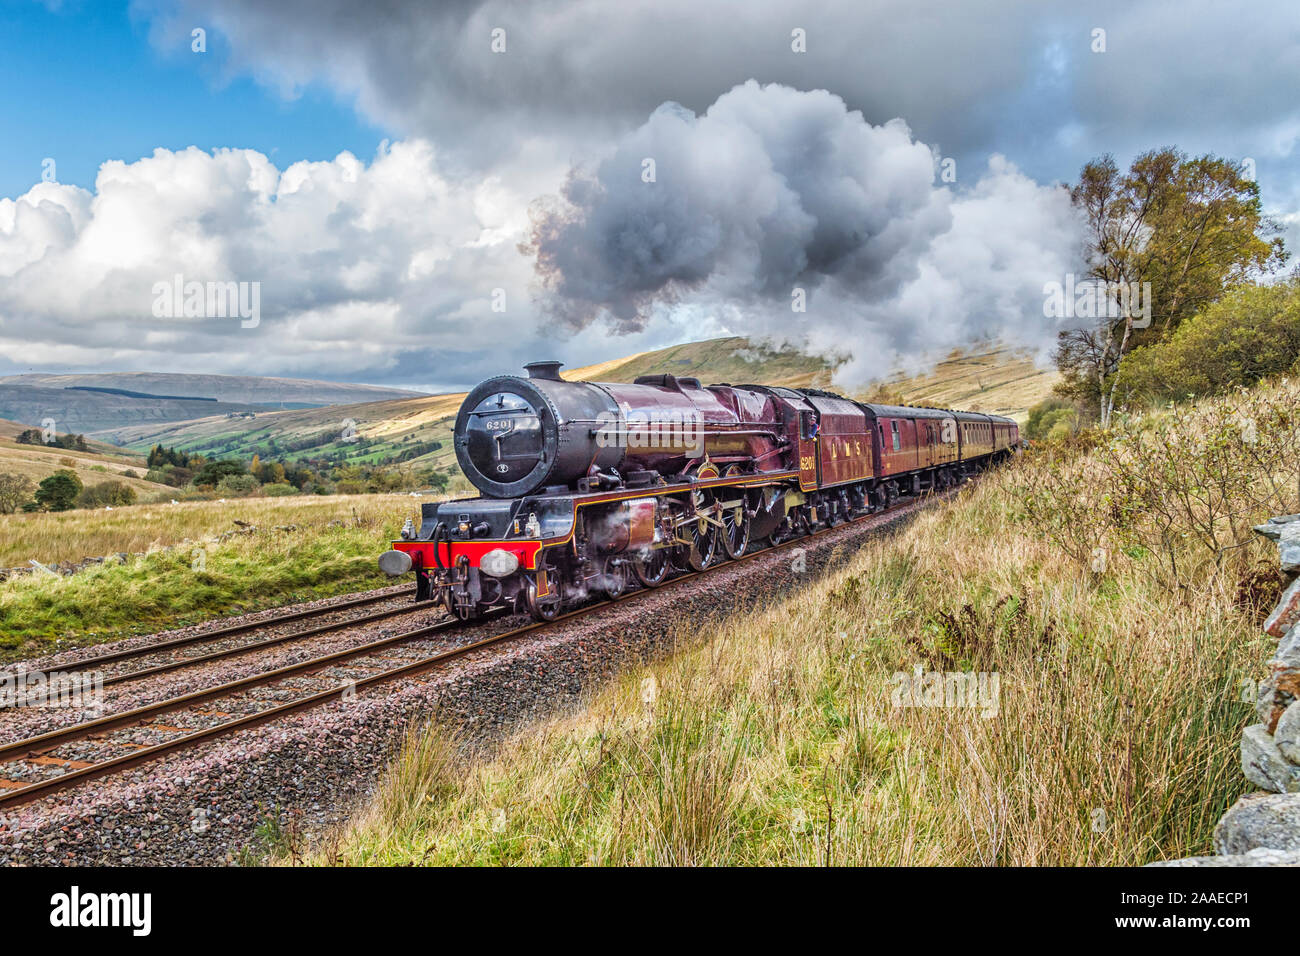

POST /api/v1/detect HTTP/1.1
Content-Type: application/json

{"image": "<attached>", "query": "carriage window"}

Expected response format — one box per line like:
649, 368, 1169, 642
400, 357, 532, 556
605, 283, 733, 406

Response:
890, 420, 901, 451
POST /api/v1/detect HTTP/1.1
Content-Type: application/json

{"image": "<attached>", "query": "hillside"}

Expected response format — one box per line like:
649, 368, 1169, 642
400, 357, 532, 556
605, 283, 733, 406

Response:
0, 430, 171, 502
0, 372, 426, 406
100, 338, 1056, 471
0, 384, 268, 434
591, 336, 832, 388
863, 345, 1059, 423
0, 373, 428, 434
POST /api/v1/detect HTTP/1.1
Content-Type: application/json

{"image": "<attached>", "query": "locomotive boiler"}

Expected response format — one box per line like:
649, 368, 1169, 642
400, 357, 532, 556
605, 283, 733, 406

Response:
379, 362, 1020, 622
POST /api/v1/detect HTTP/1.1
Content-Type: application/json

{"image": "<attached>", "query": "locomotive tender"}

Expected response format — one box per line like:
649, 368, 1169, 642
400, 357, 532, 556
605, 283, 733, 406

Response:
378, 361, 1019, 621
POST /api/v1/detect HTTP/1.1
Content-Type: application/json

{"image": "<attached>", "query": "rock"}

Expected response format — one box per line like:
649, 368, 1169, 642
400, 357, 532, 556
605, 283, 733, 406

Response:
1257, 667, 1300, 733
1254, 514, 1300, 541
1213, 791, 1300, 854
1275, 624, 1300, 670
1242, 724, 1300, 792
1282, 522, 1300, 575
1265, 577, 1300, 638
1277, 702, 1300, 763
1150, 847, 1300, 866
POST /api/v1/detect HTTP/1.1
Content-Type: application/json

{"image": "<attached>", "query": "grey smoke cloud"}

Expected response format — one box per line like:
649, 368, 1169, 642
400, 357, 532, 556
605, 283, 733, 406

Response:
528, 82, 1084, 384
144, 0, 1300, 191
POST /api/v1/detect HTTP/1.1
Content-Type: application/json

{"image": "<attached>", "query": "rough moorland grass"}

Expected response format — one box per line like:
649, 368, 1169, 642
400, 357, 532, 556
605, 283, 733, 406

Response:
0, 494, 422, 567
296, 384, 1295, 866
0, 494, 426, 660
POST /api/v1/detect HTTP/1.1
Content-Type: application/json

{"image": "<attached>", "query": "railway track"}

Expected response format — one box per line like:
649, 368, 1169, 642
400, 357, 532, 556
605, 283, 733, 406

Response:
0, 491, 946, 810
0, 588, 427, 698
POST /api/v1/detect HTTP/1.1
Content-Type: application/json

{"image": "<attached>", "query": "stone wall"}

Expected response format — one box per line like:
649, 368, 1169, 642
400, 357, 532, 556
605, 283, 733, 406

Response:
1155, 513, 1300, 866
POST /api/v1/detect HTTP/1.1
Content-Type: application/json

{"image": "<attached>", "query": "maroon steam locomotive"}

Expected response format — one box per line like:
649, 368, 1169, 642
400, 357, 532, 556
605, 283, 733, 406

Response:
378, 360, 1019, 621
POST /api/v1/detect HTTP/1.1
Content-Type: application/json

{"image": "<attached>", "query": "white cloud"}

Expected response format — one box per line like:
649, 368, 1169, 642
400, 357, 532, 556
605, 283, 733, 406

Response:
0, 141, 557, 385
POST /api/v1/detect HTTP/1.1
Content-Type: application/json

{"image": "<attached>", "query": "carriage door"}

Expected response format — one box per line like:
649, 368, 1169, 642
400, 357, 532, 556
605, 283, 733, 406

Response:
798, 410, 821, 490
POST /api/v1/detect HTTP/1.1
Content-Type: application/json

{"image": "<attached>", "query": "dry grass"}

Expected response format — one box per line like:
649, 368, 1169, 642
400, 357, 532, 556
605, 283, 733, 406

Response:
292, 381, 1294, 867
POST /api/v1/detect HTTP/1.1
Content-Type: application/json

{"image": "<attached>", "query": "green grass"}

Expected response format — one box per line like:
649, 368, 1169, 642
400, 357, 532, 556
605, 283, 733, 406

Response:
0, 496, 418, 661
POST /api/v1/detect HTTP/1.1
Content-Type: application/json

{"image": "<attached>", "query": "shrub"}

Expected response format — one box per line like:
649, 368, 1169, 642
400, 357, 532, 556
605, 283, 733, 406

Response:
262, 482, 297, 497
145, 465, 194, 487
0, 472, 36, 514
76, 481, 138, 508
215, 474, 261, 496
1025, 398, 1080, 441
1015, 381, 1300, 588
1115, 280, 1300, 405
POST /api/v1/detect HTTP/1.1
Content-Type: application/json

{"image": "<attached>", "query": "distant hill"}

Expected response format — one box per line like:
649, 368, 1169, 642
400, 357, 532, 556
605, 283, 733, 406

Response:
0, 373, 428, 433
0, 372, 426, 405
100, 337, 1056, 475
861, 345, 1059, 423
587, 336, 832, 389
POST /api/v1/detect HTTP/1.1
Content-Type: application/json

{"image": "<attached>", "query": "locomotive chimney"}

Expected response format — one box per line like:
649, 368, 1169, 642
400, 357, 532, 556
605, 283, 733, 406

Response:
524, 361, 564, 381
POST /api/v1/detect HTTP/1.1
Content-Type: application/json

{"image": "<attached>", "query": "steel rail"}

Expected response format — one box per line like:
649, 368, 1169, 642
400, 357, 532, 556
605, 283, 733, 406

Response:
87, 601, 444, 691
0, 589, 404, 680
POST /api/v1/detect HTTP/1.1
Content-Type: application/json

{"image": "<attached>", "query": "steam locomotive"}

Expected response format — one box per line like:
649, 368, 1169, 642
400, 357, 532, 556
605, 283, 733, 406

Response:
378, 361, 1019, 621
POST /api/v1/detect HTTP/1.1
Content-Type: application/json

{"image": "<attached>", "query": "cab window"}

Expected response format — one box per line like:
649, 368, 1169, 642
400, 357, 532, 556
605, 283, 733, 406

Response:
801, 411, 816, 439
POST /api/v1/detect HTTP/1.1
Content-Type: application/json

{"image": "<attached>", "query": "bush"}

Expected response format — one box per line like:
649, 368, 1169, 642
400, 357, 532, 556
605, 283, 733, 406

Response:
262, 482, 297, 497
215, 474, 261, 496
145, 465, 194, 487
1116, 280, 1300, 404
1026, 398, 1080, 441
76, 481, 138, 508
0, 472, 36, 514
1015, 381, 1300, 588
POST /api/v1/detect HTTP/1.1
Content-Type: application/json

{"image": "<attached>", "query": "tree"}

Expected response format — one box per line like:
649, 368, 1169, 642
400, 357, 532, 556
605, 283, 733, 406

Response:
0, 472, 36, 513
15, 429, 41, 445
34, 470, 83, 511
1055, 149, 1287, 426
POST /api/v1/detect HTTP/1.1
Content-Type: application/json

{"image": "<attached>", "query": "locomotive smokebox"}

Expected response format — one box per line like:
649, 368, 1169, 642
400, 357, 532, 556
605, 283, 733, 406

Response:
454, 364, 623, 498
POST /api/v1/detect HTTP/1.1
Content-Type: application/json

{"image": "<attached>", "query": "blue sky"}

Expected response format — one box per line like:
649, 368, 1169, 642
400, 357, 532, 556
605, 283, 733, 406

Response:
0, 0, 386, 199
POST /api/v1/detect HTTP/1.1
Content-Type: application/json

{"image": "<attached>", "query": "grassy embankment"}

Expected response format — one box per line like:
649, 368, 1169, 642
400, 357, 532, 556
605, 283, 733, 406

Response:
294, 380, 1295, 866
0, 494, 427, 660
